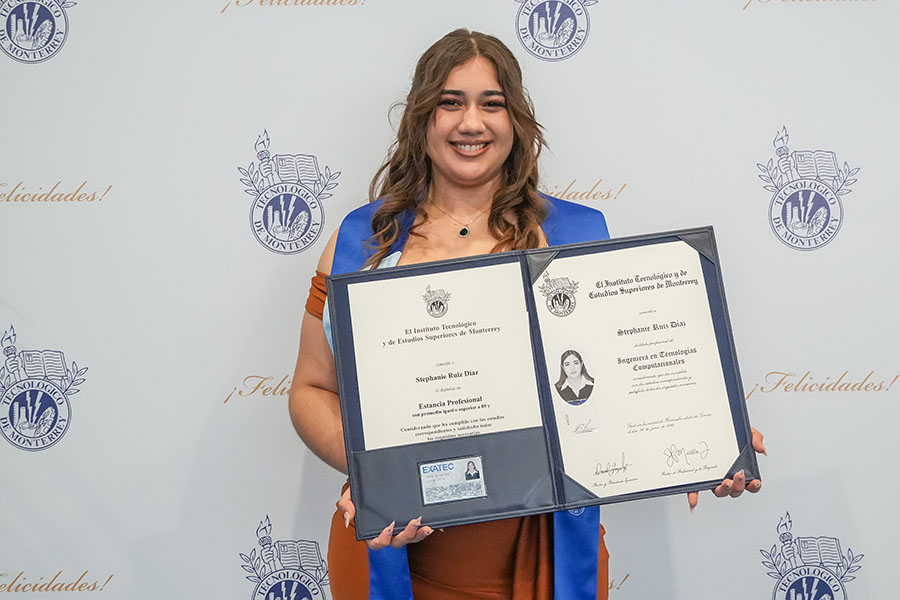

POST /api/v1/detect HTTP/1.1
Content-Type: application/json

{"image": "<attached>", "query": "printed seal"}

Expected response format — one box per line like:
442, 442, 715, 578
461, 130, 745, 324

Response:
761, 512, 864, 600
237, 130, 339, 255
758, 126, 858, 251
538, 271, 579, 317
0, 325, 87, 451
0, 0, 73, 64
514, 0, 596, 62
241, 516, 329, 600
423, 285, 451, 318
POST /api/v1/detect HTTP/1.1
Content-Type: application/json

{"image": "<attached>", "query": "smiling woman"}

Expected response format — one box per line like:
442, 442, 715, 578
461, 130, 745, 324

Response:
293, 21, 814, 598
288, 28, 614, 600
425, 57, 514, 201
361, 29, 551, 269
288, 28, 763, 600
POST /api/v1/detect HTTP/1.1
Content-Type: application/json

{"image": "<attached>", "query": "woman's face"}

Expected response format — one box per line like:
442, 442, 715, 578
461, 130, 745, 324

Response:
467, 461, 476, 471
563, 354, 582, 379
425, 56, 514, 193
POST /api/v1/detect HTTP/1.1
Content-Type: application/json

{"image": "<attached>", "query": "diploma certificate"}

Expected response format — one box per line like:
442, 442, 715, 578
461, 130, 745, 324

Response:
328, 228, 758, 539
347, 261, 543, 450
534, 241, 739, 499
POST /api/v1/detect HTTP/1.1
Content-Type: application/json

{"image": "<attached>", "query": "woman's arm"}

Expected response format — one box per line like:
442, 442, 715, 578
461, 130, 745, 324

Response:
290, 229, 434, 546
288, 230, 348, 473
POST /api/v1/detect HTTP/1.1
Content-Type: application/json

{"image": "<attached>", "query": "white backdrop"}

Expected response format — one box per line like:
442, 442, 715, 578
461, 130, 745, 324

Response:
1, 0, 897, 597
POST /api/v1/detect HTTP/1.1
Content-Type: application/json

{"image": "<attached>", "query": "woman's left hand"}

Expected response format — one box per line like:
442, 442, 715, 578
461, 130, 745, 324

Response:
687, 427, 766, 510
337, 485, 433, 549
367, 517, 434, 550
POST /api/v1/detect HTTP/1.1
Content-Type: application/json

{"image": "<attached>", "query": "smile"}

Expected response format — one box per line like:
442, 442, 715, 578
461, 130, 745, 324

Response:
451, 142, 490, 154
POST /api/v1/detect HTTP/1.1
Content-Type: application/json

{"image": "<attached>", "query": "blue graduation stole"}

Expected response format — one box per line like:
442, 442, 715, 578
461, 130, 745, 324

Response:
332, 195, 610, 600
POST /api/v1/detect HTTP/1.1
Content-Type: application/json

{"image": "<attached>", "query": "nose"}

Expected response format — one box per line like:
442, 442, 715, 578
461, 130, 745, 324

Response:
459, 104, 485, 134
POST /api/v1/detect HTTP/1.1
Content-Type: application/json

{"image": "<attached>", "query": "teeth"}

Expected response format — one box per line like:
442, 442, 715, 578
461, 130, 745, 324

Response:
455, 143, 487, 152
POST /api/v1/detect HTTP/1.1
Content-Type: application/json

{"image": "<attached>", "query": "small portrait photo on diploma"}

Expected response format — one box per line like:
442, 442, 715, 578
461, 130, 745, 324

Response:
419, 456, 487, 506
554, 349, 595, 406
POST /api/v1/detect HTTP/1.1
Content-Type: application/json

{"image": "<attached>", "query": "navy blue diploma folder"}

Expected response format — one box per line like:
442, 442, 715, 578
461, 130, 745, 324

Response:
327, 227, 759, 540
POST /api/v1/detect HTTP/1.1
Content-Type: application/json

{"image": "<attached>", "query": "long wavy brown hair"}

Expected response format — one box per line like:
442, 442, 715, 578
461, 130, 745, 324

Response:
364, 29, 548, 268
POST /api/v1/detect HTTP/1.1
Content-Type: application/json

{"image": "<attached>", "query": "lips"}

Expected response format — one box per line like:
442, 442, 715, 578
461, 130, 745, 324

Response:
450, 141, 490, 154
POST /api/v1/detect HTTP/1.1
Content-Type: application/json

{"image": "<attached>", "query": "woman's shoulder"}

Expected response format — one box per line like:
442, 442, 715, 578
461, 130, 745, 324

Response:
540, 193, 610, 245
330, 200, 385, 275
338, 199, 384, 234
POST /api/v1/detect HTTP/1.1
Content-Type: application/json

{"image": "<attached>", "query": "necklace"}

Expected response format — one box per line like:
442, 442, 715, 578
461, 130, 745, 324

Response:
429, 200, 490, 238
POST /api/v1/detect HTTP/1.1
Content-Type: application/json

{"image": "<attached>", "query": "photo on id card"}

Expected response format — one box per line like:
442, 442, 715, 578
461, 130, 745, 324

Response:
419, 455, 487, 506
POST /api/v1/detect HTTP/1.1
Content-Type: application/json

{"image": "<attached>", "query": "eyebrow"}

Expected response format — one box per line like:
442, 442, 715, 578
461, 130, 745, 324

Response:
441, 89, 505, 98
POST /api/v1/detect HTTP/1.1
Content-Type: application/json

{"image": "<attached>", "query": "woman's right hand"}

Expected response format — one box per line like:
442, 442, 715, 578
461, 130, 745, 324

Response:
338, 485, 433, 549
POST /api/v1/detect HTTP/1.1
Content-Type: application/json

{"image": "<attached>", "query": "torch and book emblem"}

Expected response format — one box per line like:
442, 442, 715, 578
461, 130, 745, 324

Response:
537, 271, 579, 317
0, 0, 75, 64
514, 0, 596, 62
757, 126, 858, 251
760, 512, 863, 600
240, 516, 329, 600
237, 130, 340, 256
0, 325, 87, 451
423, 285, 451, 319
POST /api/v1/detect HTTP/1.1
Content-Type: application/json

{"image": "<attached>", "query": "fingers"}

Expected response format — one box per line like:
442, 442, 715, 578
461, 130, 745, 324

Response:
390, 517, 433, 548
336, 487, 355, 528
751, 427, 767, 456
690, 469, 762, 510
367, 521, 396, 551
713, 478, 733, 498
366, 518, 433, 550
687, 491, 698, 511
730, 469, 747, 497
711, 469, 762, 499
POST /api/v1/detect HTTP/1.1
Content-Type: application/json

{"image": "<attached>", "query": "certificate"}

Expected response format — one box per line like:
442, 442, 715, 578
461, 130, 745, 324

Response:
328, 228, 758, 539
533, 241, 738, 498
346, 261, 543, 450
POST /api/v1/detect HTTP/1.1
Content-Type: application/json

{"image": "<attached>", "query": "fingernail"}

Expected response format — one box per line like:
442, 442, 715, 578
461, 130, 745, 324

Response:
343, 512, 350, 529
723, 481, 732, 490
736, 470, 745, 480
761, 445, 768, 456
415, 516, 423, 526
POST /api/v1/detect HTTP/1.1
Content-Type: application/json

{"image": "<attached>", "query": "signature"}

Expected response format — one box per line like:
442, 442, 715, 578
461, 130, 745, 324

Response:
573, 419, 597, 434
594, 452, 633, 476
662, 441, 710, 467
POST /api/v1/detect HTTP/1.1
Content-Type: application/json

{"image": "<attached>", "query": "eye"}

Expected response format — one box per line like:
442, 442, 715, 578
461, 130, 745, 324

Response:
484, 100, 507, 110
438, 97, 462, 108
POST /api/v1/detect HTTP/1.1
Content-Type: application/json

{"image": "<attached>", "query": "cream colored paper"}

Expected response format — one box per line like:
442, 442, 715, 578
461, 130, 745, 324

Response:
348, 262, 542, 450
534, 241, 739, 498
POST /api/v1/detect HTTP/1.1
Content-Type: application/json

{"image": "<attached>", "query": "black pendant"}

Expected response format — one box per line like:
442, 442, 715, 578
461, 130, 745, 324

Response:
458, 226, 469, 238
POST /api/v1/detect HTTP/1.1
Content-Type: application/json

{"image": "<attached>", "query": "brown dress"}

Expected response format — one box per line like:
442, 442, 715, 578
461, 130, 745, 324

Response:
327, 495, 609, 600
